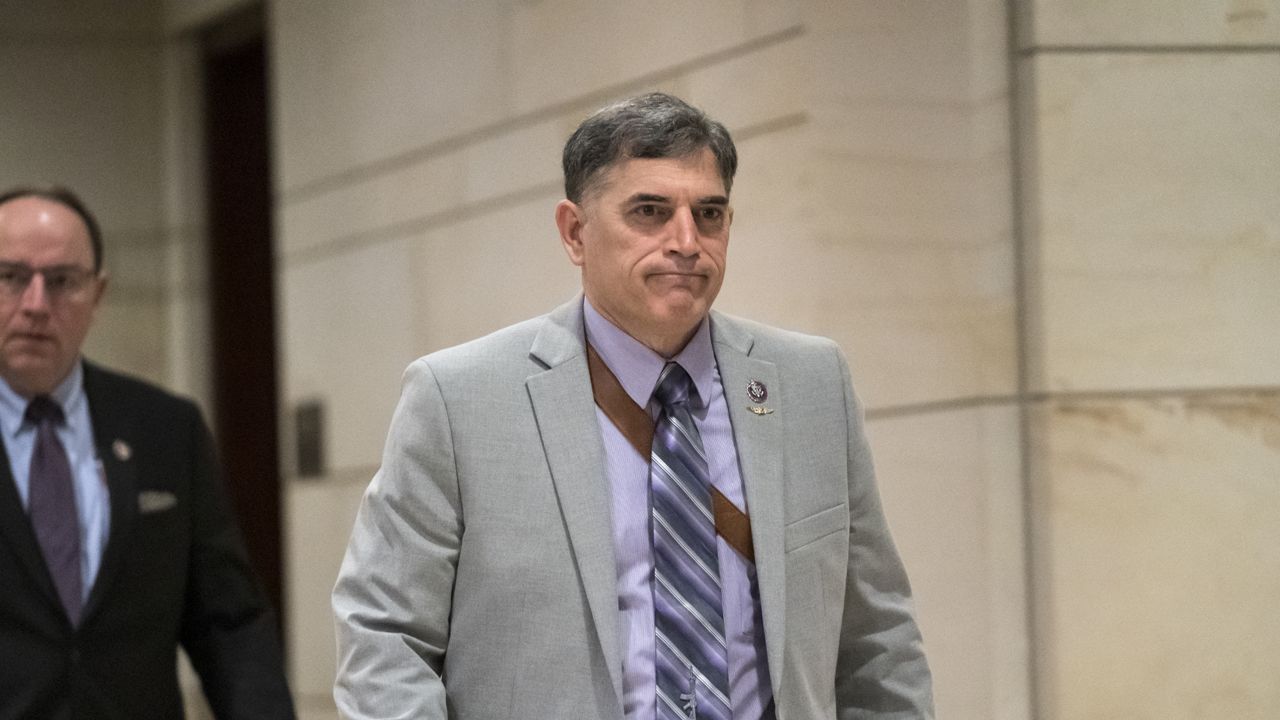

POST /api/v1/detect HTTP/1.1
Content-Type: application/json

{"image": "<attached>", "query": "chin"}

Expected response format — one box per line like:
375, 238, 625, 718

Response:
652, 308, 710, 340
3, 360, 62, 389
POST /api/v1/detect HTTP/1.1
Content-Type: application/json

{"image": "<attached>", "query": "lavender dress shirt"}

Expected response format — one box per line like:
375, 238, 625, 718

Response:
584, 300, 773, 720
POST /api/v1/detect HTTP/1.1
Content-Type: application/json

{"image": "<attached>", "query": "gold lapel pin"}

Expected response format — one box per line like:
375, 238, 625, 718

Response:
112, 439, 132, 461
748, 405, 774, 415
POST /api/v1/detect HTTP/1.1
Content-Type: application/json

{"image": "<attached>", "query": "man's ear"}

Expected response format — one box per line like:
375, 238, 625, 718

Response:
89, 272, 109, 309
555, 199, 587, 267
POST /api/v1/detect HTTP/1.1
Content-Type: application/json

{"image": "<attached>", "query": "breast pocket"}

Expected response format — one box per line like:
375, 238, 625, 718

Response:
785, 503, 846, 554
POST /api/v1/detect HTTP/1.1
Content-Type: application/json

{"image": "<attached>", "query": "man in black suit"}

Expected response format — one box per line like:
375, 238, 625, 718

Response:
0, 186, 295, 719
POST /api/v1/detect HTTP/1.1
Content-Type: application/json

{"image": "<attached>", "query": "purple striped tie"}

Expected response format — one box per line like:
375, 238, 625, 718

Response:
27, 396, 82, 625
651, 363, 729, 720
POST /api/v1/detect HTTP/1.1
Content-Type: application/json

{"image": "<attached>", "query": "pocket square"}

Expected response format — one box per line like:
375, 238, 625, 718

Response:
138, 490, 178, 514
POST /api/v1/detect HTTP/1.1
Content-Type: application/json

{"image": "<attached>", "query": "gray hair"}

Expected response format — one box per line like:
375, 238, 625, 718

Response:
562, 92, 737, 204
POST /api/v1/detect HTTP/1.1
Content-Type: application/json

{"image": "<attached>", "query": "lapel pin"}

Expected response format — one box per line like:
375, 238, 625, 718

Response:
748, 405, 774, 416
112, 439, 132, 461
746, 379, 768, 404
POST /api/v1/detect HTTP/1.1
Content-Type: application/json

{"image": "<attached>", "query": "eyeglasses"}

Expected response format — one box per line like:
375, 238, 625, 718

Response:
0, 262, 99, 301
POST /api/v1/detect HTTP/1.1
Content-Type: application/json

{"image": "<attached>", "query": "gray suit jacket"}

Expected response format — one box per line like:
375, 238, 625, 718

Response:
333, 298, 933, 719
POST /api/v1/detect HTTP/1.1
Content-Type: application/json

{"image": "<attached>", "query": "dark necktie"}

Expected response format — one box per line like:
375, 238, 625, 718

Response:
650, 363, 729, 720
26, 395, 82, 625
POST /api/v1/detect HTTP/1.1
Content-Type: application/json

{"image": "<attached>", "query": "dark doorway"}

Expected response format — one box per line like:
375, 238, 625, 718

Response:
200, 4, 284, 627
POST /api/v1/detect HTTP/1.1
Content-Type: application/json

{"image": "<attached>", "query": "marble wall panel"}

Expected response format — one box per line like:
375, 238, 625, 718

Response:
164, 289, 211, 407
155, 39, 213, 403
0, 41, 164, 233
866, 405, 1030, 720
164, 0, 251, 33
279, 236, 422, 475
1025, 0, 1280, 47
271, 0, 806, 198
276, 118, 565, 261
159, 224, 212, 405
86, 300, 169, 381
661, 29, 808, 139
506, 0, 799, 115
411, 194, 581, 354
87, 232, 173, 386
744, 0, 1018, 409
101, 230, 168, 296
159, 40, 208, 232
77, 228, 171, 382
1027, 54, 1280, 393
0, 0, 160, 37
806, 0, 1008, 104
276, 25, 809, 265
285, 479, 369, 711
1030, 392, 1280, 720
271, 0, 513, 194
806, 148, 1013, 250
719, 126, 1017, 408
0, 31, 169, 385
277, 149, 469, 260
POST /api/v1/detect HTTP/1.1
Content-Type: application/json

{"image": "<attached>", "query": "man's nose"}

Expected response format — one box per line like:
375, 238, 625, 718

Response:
19, 274, 50, 312
666, 207, 700, 256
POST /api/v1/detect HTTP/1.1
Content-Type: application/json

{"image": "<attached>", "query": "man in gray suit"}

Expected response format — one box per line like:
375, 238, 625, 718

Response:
333, 93, 933, 719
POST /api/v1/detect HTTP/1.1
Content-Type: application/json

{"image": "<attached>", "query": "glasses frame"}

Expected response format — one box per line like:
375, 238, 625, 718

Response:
0, 261, 101, 302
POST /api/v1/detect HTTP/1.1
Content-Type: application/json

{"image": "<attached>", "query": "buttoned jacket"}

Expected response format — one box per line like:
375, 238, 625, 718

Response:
0, 362, 294, 720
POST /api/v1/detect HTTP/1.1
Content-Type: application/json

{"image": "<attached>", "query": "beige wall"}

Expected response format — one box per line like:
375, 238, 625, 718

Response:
0, 1, 172, 388
3, 1, 1275, 719
1016, 2, 1280, 719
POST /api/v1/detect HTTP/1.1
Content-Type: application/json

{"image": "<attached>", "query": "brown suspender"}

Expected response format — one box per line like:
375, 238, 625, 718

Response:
586, 344, 755, 564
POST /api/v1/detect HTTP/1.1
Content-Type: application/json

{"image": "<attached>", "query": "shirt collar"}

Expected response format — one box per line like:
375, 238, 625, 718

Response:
583, 298, 716, 410
0, 360, 86, 439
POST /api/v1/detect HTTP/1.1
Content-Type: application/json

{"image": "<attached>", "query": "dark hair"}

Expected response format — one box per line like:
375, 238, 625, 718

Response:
0, 185, 104, 271
562, 92, 738, 204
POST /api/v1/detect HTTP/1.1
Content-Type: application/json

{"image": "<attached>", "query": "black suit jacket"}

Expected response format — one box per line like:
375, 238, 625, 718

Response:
0, 362, 295, 719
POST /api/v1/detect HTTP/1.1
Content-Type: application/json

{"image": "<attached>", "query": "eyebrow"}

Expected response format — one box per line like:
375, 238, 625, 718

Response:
626, 193, 729, 205
0, 261, 88, 271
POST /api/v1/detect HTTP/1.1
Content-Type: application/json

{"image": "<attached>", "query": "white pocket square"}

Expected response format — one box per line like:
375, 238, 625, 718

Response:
137, 490, 178, 514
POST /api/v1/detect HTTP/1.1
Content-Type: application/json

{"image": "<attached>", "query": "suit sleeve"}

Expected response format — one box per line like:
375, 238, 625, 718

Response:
833, 348, 935, 719
332, 359, 460, 720
179, 404, 296, 720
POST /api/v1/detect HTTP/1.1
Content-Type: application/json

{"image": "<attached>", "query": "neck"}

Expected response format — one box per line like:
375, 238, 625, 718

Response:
638, 326, 697, 359
582, 296, 706, 358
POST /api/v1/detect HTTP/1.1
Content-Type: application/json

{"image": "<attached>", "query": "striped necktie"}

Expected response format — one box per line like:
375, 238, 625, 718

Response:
651, 362, 730, 720
26, 395, 82, 625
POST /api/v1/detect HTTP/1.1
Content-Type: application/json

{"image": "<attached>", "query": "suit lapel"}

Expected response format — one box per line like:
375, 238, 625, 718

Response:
0, 434, 64, 610
526, 299, 624, 705
79, 363, 138, 623
710, 313, 788, 700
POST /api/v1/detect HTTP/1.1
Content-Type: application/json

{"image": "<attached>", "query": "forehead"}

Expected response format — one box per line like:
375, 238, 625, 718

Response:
0, 197, 95, 264
591, 149, 726, 201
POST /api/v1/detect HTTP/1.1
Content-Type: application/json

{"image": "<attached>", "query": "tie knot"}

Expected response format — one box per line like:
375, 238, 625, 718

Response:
25, 396, 65, 426
653, 362, 695, 410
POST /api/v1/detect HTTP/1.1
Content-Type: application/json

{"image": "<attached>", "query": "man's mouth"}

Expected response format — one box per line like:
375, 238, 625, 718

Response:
648, 271, 705, 280
8, 332, 54, 344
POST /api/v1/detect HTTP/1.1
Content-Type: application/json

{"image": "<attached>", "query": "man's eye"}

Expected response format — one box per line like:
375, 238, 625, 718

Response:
45, 273, 74, 290
699, 207, 723, 220
636, 205, 659, 217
